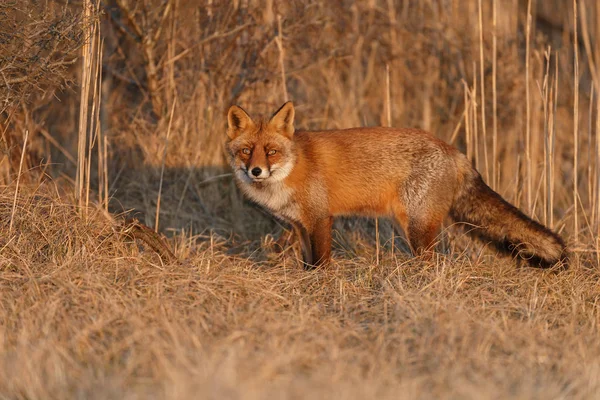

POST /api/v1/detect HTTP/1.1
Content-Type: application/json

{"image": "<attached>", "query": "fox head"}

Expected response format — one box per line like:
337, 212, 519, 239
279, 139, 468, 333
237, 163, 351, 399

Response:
226, 101, 296, 185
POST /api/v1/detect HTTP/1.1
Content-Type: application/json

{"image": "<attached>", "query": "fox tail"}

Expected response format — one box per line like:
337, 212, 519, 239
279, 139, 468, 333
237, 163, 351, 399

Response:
449, 165, 568, 268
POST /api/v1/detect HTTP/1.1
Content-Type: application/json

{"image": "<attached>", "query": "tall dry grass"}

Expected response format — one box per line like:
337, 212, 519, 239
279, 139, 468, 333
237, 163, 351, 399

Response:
2, 0, 600, 398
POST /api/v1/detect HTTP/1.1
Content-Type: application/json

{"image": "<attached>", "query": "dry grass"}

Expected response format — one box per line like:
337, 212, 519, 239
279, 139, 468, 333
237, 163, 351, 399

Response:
2, 185, 600, 399
2, 0, 600, 398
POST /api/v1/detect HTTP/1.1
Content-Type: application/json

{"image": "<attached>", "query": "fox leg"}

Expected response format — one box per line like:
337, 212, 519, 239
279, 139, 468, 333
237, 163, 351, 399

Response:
392, 202, 442, 258
308, 216, 334, 268
406, 216, 442, 257
292, 223, 313, 267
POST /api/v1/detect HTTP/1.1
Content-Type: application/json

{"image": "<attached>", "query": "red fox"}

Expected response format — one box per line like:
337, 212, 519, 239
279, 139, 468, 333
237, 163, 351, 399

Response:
226, 101, 568, 269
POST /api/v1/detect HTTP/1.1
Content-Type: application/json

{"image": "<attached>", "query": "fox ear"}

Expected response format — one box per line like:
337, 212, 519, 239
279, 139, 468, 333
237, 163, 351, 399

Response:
227, 105, 254, 139
269, 101, 295, 138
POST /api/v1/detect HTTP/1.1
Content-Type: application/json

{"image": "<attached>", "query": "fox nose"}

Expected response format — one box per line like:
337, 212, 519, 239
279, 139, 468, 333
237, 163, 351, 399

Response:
251, 167, 262, 177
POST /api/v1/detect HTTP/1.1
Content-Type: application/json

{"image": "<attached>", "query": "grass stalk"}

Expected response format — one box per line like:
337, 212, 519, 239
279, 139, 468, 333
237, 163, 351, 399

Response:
573, 0, 580, 242
9, 130, 28, 235
551, 52, 559, 229
97, 44, 106, 210
478, 0, 489, 183
588, 85, 595, 219
76, 0, 93, 209
542, 48, 551, 226
86, 31, 102, 214
463, 80, 472, 163
579, 1, 598, 93
276, 15, 288, 102
472, 65, 479, 172
596, 77, 600, 264
492, 0, 498, 190
155, 99, 177, 232
103, 135, 109, 211
525, 0, 532, 214
386, 63, 393, 258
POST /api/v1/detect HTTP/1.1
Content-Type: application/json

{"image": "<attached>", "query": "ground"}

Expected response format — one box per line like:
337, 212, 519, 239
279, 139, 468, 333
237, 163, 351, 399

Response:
1, 185, 599, 399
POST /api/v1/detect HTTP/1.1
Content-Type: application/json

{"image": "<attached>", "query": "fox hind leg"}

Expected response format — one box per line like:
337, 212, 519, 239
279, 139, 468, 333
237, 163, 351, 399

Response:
406, 216, 442, 257
392, 201, 446, 259
396, 154, 458, 259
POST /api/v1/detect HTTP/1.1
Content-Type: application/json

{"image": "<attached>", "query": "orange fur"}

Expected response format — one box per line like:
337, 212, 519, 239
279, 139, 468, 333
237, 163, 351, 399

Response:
226, 102, 568, 269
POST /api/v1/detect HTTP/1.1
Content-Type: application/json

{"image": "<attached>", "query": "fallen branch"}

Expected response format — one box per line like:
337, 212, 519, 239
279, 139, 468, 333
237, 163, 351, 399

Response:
121, 219, 178, 264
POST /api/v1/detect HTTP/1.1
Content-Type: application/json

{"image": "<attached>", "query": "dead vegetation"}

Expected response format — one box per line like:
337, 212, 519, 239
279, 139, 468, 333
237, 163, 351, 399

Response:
1, 0, 600, 398
2, 184, 600, 398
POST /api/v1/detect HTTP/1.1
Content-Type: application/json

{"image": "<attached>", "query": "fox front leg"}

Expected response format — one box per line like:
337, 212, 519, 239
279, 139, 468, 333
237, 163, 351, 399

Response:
292, 223, 313, 268
292, 217, 333, 269
309, 216, 333, 268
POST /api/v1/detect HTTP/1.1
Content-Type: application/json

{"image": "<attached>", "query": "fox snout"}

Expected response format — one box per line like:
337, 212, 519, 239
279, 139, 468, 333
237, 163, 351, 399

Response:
247, 165, 269, 180
240, 161, 271, 182
251, 167, 262, 177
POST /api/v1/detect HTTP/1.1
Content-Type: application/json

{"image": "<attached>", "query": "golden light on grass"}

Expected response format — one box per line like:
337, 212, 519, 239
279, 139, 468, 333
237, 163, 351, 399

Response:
2, 185, 600, 398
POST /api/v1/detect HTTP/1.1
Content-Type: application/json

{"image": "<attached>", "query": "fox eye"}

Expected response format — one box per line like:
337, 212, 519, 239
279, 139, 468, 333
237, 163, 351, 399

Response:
241, 148, 251, 155
267, 149, 277, 156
